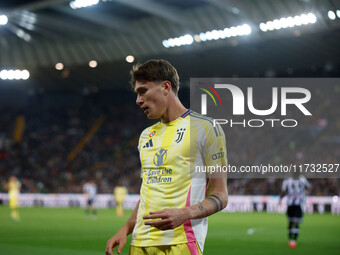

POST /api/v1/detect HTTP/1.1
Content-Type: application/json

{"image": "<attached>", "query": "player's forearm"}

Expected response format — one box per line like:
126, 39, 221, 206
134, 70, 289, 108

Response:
120, 200, 140, 235
186, 191, 228, 220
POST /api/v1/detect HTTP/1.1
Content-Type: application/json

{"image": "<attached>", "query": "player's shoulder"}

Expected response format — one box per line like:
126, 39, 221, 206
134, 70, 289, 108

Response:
299, 175, 310, 187
188, 111, 214, 124
189, 111, 224, 137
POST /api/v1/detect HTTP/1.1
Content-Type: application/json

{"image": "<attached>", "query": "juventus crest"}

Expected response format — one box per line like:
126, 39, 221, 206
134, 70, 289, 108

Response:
175, 128, 186, 143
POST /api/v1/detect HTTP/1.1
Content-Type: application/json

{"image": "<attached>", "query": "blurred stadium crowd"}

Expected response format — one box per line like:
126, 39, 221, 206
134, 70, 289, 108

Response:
0, 83, 339, 196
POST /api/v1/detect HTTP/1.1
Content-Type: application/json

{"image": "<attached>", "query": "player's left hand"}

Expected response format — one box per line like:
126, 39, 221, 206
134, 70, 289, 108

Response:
143, 208, 190, 230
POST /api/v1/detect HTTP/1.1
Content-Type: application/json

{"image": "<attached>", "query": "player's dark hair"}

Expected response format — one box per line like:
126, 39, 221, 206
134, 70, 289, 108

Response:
130, 59, 180, 95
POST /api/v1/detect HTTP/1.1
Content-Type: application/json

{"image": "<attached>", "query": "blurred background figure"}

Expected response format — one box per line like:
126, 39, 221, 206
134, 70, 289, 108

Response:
7, 176, 21, 221
83, 179, 97, 219
279, 175, 310, 249
113, 185, 128, 217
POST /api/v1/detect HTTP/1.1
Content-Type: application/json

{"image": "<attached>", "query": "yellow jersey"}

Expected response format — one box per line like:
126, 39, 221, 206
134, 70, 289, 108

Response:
114, 186, 128, 202
9, 180, 21, 199
131, 110, 227, 252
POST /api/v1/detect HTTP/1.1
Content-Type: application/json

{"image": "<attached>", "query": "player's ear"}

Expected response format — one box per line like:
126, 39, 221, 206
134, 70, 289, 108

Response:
161, 81, 172, 95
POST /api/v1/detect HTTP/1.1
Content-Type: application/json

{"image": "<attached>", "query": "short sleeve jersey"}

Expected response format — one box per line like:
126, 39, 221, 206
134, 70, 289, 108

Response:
131, 110, 227, 252
9, 180, 21, 199
83, 183, 97, 200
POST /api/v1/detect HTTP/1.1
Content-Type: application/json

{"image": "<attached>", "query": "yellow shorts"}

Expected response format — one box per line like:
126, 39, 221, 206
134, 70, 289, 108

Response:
115, 197, 125, 204
9, 198, 18, 209
129, 241, 202, 255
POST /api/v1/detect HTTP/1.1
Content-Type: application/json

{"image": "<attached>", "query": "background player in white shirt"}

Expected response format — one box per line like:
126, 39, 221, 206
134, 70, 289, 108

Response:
279, 175, 310, 248
83, 179, 97, 219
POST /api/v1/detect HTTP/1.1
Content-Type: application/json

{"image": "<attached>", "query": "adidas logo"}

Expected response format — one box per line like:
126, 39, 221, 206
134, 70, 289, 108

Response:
143, 139, 153, 148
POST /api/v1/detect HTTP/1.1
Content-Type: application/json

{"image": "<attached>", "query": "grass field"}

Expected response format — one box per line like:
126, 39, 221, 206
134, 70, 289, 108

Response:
0, 206, 339, 255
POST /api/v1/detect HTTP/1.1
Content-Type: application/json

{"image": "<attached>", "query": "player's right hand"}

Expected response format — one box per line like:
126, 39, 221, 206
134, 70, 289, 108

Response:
105, 233, 127, 255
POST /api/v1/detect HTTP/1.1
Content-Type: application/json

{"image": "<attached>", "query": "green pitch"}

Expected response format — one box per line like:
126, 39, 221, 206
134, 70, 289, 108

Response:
0, 206, 339, 255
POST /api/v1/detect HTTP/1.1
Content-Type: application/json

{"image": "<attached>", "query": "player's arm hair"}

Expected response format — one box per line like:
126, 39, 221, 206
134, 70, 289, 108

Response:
186, 177, 228, 219
118, 200, 140, 236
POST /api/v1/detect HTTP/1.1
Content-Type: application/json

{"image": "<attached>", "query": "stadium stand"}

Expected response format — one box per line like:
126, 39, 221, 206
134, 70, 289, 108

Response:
0, 83, 339, 196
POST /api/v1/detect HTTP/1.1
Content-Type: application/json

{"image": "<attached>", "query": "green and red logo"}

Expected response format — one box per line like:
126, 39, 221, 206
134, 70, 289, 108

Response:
198, 82, 223, 107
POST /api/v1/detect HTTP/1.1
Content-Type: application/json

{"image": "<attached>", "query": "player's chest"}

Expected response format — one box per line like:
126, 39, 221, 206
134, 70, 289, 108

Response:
140, 125, 190, 168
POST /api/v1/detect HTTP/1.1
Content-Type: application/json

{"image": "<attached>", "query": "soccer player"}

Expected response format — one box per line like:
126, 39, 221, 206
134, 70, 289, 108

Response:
8, 176, 21, 220
279, 175, 310, 248
83, 179, 97, 219
114, 185, 128, 217
106, 59, 228, 255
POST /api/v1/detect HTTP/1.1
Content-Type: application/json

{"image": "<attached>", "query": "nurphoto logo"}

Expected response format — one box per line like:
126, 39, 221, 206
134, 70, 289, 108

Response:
197, 81, 312, 128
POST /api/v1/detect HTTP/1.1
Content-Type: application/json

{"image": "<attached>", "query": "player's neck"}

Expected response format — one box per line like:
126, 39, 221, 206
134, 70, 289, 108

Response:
161, 97, 187, 123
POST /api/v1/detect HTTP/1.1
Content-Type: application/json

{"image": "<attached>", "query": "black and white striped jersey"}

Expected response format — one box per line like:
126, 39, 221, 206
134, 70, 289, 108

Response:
282, 177, 310, 206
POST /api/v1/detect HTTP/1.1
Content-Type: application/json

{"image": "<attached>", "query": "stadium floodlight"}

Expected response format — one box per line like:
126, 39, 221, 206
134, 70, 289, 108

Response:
162, 34, 193, 48
22, 33, 31, 42
307, 13, 317, 23
337, 10, 340, 18
0, 15, 8, 25
16, 29, 25, 37
237, 24, 251, 35
0, 69, 30, 80
162, 40, 170, 48
218, 30, 226, 39
199, 32, 207, 41
205, 31, 213, 41
286, 17, 295, 27
15, 29, 31, 42
328, 10, 336, 20
167, 38, 175, 47
19, 12, 37, 24
126, 55, 134, 63
55, 63, 64, 70
301, 14, 309, 25
22, 70, 30, 80
89, 60, 97, 68
229, 26, 238, 36
259, 23, 267, 32
173, 37, 181, 46
183, 34, 193, 44
162, 24, 250, 48
70, 0, 99, 9
293, 15, 303, 26
273, 19, 281, 30
19, 22, 35, 30
193, 34, 201, 43
0, 70, 7, 80
223, 28, 232, 38
211, 30, 220, 40
266, 21, 275, 31
259, 13, 317, 33
279, 18, 288, 29
7, 70, 15, 80
14, 70, 21, 80
226, 26, 237, 36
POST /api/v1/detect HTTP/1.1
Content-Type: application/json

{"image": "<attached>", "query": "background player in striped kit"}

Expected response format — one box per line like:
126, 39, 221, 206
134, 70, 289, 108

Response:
83, 179, 97, 219
105, 59, 228, 255
279, 175, 310, 248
